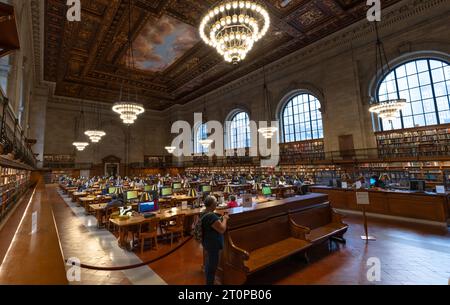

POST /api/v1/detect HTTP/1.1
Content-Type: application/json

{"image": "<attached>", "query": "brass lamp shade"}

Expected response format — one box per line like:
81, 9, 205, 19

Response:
224, 185, 233, 194
210, 180, 217, 187
151, 185, 158, 191
253, 183, 262, 191
114, 187, 124, 196
140, 192, 152, 202
188, 188, 198, 198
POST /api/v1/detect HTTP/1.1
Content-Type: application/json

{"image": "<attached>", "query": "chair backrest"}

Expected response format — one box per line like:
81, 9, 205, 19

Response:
290, 204, 332, 230
229, 215, 291, 252
139, 218, 159, 234
169, 214, 185, 229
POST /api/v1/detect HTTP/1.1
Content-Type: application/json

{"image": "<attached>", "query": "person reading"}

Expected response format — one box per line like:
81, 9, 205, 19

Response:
227, 195, 238, 208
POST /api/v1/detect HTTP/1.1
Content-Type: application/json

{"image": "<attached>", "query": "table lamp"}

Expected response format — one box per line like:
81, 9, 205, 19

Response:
151, 184, 158, 191
183, 180, 190, 189
224, 185, 232, 194
188, 188, 198, 198
140, 192, 152, 202
114, 187, 124, 196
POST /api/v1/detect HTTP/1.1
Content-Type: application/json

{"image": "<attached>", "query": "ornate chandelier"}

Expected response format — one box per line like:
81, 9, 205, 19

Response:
113, 0, 145, 125
369, 22, 406, 121
199, 0, 270, 64
165, 146, 176, 154
199, 139, 214, 149
85, 130, 106, 143
369, 99, 407, 120
112, 103, 145, 125
73, 142, 89, 151
258, 127, 277, 139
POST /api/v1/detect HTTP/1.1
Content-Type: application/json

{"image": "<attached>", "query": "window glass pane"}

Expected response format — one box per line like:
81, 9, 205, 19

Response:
422, 99, 435, 113
425, 112, 438, 125
413, 115, 425, 127
433, 81, 447, 97
405, 62, 417, 75
403, 116, 414, 128
431, 68, 445, 83
418, 72, 431, 86
436, 96, 449, 111
407, 74, 419, 88
439, 110, 450, 124
416, 60, 429, 73
429, 60, 443, 69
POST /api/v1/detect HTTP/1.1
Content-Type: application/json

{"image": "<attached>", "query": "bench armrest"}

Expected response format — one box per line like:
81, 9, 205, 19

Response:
331, 210, 346, 224
227, 234, 250, 262
289, 216, 311, 240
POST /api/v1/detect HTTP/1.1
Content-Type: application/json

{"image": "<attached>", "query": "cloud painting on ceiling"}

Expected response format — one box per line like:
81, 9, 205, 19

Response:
132, 14, 199, 72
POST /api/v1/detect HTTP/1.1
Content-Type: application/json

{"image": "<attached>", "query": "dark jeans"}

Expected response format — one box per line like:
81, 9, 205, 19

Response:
204, 248, 220, 285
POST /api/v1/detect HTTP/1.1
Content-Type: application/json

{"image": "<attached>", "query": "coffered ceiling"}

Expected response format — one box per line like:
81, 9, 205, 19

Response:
44, 0, 401, 111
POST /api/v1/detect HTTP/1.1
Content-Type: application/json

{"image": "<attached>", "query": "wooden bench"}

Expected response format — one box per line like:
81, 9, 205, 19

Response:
289, 203, 348, 249
223, 214, 311, 285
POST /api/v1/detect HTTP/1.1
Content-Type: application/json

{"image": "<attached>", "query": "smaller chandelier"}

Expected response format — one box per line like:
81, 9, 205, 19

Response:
199, 0, 270, 64
258, 127, 277, 139
73, 142, 89, 151
369, 99, 407, 120
112, 102, 145, 125
85, 130, 106, 143
165, 146, 176, 154
199, 139, 214, 149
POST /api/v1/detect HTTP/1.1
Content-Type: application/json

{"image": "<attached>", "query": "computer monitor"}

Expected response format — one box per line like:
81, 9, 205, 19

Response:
126, 190, 138, 201
161, 187, 173, 197
201, 185, 212, 193
410, 180, 425, 192
108, 187, 116, 195
173, 183, 182, 190
138, 201, 158, 213
262, 187, 272, 196
144, 185, 152, 192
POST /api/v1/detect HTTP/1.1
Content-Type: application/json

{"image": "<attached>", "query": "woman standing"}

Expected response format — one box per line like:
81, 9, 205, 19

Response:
201, 196, 229, 285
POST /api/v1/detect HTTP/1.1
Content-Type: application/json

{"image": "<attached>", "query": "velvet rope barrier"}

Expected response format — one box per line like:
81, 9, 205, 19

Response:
66, 235, 194, 271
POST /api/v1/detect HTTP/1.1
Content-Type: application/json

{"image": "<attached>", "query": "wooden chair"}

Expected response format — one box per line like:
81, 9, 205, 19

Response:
137, 218, 159, 254
164, 214, 185, 247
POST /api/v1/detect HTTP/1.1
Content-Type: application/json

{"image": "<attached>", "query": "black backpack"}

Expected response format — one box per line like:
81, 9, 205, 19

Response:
194, 212, 213, 242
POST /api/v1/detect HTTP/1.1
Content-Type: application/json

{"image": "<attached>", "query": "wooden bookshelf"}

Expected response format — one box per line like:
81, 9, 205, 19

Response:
0, 165, 30, 220
279, 139, 325, 164
375, 124, 450, 159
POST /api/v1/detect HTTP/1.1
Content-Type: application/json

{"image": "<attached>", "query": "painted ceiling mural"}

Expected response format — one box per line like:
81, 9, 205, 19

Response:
44, 0, 402, 111
132, 14, 199, 72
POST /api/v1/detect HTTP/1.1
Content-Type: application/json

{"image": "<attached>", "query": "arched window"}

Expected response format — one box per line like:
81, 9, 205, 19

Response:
228, 111, 251, 149
194, 123, 208, 154
280, 93, 323, 143
377, 59, 450, 131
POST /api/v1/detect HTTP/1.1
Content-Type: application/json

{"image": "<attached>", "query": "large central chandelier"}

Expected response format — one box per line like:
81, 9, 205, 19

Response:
199, 0, 270, 64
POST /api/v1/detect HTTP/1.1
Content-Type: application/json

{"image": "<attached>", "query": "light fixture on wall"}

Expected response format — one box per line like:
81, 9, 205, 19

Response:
112, 0, 145, 125
199, 0, 270, 64
258, 65, 278, 139
368, 22, 406, 120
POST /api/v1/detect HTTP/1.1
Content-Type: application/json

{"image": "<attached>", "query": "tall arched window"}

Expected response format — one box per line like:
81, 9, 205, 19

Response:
280, 93, 323, 143
194, 123, 208, 154
228, 111, 251, 149
377, 58, 450, 131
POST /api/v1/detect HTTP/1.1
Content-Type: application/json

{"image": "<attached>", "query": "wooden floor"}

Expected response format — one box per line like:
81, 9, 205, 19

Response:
1, 184, 449, 285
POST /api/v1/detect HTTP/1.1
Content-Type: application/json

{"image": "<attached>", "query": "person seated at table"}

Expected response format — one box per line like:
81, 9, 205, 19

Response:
105, 194, 125, 208
227, 195, 239, 208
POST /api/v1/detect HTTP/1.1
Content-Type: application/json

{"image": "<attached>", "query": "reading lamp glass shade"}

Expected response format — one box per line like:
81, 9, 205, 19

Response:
183, 180, 191, 189
151, 185, 159, 191
224, 185, 233, 194
188, 188, 198, 198
114, 187, 124, 196
210, 180, 217, 187
140, 192, 152, 202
